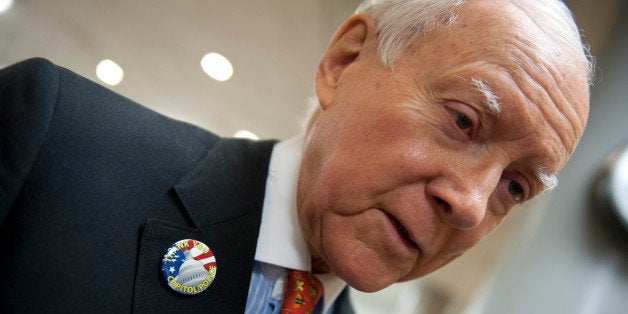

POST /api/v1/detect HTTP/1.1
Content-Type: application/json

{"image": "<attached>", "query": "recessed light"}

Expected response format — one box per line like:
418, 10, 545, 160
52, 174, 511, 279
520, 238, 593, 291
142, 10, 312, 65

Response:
200, 52, 233, 82
96, 59, 124, 86
0, 0, 14, 14
234, 130, 259, 140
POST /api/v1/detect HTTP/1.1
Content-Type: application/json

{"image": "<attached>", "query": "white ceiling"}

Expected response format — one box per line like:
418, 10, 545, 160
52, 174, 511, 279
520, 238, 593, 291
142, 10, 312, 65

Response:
0, 0, 362, 140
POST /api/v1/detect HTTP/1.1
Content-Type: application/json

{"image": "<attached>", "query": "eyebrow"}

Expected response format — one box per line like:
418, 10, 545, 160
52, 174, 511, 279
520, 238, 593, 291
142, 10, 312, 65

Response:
536, 168, 559, 192
470, 77, 501, 115
465, 77, 559, 193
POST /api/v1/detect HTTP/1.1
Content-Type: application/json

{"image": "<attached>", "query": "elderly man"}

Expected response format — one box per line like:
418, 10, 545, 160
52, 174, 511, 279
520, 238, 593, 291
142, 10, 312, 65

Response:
0, 0, 591, 313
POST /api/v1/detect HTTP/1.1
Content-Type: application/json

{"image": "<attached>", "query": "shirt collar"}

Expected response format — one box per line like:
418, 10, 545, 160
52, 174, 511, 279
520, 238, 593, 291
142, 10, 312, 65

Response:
255, 133, 346, 312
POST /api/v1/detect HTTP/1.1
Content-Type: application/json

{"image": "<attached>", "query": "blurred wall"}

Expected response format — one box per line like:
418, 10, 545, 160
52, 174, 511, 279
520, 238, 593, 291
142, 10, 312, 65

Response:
0, 0, 361, 140
467, 12, 628, 314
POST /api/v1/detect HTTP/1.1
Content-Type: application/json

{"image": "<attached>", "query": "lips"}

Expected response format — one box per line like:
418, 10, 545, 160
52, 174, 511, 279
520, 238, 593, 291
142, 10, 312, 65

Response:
385, 212, 420, 251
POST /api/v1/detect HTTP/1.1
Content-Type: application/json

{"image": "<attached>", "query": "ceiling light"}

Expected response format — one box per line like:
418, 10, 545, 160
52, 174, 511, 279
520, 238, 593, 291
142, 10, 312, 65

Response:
96, 59, 124, 86
0, 0, 13, 14
200, 52, 233, 82
234, 130, 259, 140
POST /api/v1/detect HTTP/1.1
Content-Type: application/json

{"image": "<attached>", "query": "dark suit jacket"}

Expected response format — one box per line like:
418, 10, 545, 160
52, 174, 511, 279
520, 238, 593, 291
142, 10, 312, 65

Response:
0, 58, 353, 314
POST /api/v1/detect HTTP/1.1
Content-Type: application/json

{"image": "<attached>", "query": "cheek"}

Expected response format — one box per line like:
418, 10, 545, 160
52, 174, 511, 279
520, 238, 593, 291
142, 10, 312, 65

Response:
312, 120, 453, 219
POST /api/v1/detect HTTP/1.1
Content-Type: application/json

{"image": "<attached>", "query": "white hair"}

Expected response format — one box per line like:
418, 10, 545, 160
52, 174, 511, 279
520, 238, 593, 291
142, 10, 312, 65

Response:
355, 0, 594, 85
304, 0, 594, 130
355, 0, 465, 68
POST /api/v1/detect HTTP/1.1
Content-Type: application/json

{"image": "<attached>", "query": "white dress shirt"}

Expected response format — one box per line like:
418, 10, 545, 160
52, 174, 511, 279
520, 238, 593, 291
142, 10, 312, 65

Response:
254, 134, 346, 313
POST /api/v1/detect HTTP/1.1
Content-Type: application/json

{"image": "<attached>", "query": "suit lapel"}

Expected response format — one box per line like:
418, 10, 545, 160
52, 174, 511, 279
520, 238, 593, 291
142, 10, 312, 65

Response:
173, 137, 277, 228
132, 137, 276, 313
171, 137, 276, 311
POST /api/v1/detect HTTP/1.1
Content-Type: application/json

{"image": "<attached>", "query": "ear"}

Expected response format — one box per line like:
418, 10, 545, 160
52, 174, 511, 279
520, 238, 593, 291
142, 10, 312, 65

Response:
315, 14, 377, 110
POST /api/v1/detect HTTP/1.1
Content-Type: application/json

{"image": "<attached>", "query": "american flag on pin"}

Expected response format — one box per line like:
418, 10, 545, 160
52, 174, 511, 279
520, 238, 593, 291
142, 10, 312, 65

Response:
182, 239, 216, 271
162, 239, 216, 278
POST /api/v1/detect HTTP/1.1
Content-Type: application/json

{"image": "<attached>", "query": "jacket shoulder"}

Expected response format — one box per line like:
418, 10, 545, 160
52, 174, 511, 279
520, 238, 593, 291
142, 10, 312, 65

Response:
0, 58, 59, 217
0, 57, 59, 91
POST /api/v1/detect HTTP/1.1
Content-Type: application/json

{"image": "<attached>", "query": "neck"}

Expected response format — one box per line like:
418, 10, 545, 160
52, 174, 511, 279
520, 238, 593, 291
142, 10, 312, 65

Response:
311, 255, 331, 274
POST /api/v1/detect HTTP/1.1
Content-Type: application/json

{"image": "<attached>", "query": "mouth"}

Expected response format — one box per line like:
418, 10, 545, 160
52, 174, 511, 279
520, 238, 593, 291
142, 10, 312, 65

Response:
385, 212, 420, 251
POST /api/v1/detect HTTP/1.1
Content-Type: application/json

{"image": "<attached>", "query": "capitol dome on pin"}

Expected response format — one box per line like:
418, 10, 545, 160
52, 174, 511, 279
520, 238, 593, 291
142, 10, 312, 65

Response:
175, 250, 207, 286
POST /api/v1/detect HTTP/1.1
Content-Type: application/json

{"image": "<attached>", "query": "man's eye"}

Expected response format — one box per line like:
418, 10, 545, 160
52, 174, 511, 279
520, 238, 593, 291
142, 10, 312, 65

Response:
507, 180, 525, 202
447, 109, 473, 132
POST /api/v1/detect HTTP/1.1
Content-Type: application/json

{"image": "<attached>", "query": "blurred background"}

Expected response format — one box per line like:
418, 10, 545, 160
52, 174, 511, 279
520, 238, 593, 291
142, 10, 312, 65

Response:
1, 0, 626, 313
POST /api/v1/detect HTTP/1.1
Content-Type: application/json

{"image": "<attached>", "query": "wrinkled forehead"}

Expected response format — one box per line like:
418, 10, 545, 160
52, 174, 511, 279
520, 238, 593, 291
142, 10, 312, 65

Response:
390, 0, 590, 174
440, 0, 589, 152
456, 0, 589, 117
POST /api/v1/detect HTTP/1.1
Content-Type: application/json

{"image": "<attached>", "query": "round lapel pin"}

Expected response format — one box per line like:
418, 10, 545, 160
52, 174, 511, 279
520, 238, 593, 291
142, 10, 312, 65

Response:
161, 239, 217, 295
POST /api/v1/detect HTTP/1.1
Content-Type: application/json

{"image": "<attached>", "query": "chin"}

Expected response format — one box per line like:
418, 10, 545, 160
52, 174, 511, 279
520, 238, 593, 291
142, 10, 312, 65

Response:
324, 250, 407, 293
339, 269, 397, 293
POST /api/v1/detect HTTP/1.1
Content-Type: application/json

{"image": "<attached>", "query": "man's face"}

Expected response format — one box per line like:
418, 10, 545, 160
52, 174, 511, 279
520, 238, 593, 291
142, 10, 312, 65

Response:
297, 1, 589, 292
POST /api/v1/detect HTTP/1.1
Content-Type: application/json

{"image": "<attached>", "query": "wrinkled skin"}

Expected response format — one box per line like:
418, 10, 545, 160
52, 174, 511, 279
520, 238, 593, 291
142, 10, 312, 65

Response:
297, 0, 589, 292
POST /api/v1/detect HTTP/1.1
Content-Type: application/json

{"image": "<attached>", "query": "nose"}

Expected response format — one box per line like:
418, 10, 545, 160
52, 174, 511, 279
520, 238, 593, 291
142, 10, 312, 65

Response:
426, 165, 502, 230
